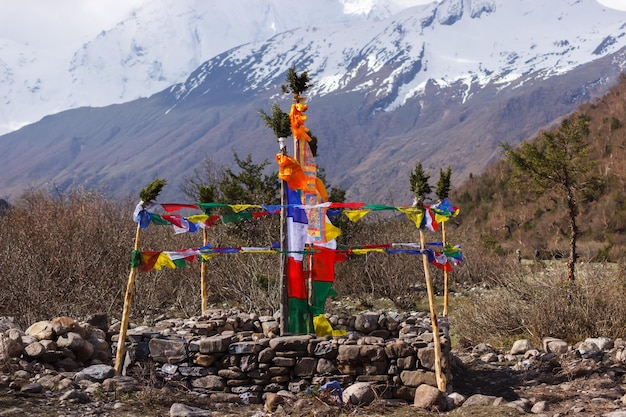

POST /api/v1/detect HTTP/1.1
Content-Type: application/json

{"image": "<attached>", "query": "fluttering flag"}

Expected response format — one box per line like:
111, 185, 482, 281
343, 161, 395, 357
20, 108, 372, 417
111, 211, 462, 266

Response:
289, 103, 312, 142
286, 185, 314, 334
276, 154, 308, 191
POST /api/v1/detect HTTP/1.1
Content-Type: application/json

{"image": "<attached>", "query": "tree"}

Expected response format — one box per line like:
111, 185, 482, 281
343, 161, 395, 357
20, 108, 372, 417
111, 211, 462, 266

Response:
281, 66, 313, 99
501, 114, 599, 282
409, 161, 432, 206
181, 153, 279, 205
258, 103, 291, 140
436, 166, 452, 201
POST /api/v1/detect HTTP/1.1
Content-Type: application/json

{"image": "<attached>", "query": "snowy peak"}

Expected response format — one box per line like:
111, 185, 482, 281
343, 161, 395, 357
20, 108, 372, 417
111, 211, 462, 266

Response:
167, 0, 626, 118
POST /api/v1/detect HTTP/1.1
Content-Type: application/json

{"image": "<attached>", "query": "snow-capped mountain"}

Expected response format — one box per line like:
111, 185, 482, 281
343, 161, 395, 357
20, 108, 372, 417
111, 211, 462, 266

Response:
0, 0, 428, 135
1, 0, 625, 203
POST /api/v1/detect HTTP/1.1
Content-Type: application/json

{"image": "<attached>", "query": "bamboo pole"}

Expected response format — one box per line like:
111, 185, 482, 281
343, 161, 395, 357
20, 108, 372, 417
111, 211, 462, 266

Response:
200, 227, 208, 315
114, 223, 142, 375
442, 221, 450, 317
279, 138, 289, 335
419, 229, 447, 392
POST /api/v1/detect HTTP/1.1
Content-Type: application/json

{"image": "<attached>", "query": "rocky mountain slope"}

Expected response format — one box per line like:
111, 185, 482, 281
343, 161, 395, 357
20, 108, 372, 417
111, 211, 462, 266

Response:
1, 0, 626, 203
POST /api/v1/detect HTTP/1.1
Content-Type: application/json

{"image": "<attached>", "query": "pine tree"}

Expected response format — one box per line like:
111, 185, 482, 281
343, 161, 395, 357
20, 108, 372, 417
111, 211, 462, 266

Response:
501, 114, 600, 281
409, 161, 432, 206
436, 166, 452, 201
258, 103, 291, 140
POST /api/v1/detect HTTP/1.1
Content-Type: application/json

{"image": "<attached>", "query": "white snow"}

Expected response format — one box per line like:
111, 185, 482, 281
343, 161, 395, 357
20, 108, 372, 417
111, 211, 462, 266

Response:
1, 0, 626, 135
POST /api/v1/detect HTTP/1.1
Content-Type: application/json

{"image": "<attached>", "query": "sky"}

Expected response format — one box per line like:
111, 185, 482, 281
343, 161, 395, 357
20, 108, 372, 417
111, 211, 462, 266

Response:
0, 0, 625, 49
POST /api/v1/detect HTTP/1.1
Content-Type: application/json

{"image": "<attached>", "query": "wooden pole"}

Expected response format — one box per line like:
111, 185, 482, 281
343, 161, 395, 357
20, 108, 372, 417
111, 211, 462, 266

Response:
279, 138, 289, 335
114, 223, 142, 375
200, 227, 208, 315
420, 229, 447, 392
442, 221, 450, 317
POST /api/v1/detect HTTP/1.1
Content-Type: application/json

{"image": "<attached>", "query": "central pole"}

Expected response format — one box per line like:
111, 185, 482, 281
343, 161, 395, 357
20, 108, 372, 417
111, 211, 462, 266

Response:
278, 137, 289, 335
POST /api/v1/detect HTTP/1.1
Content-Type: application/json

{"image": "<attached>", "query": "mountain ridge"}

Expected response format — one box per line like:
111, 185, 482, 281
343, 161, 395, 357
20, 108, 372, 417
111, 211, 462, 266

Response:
1, 0, 626, 204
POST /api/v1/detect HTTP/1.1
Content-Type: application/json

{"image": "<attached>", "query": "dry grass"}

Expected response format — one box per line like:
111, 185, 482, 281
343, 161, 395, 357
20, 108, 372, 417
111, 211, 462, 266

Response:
453, 260, 626, 348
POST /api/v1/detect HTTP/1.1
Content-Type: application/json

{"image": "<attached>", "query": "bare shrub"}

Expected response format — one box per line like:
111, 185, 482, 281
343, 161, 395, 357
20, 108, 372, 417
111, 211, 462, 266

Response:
0, 189, 133, 327
453, 262, 626, 347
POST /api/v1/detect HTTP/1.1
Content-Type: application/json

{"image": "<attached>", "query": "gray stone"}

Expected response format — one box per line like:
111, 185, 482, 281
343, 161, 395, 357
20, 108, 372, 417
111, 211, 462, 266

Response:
258, 347, 275, 363
542, 337, 569, 354
74, 364, 115, 382
56, 331, 85, 350
462, 393, 498, 407
584, 337, 613, 351
169, 402, 212, 417
149, 338, 187, 363
510, 339, 534, 355
447, 392, 466, 408
531, 400, 549, 413
294, 357, 317, 376
191, 375, 225, 391
342, 382, 377, 405
316, 358, 338, 374
268, 335, 312, 351
59, 389, 91, 403
24, 342, 46, 359
384, 340, 414, 358
0, 335, 23, 358
198, 334, 232, 354
20, 383, 43, 394
400, 370, 437, 387
414, 384, 446, 411
261, 321, 280, 337
228, 341, 259, 355
354, 313, 380, 334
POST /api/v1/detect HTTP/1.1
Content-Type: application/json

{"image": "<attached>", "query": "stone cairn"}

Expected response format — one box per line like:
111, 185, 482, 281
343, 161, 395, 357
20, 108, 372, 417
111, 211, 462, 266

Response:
0, 310, 453, 409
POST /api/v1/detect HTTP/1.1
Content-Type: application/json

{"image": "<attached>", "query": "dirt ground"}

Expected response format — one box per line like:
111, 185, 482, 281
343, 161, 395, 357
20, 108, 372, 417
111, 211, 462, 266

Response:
3, 345, 626, 417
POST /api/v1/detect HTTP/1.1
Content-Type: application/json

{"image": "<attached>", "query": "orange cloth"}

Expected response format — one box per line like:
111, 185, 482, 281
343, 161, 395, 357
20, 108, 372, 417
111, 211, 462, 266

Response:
276, 154, 308, 191
289, 103, 312, 142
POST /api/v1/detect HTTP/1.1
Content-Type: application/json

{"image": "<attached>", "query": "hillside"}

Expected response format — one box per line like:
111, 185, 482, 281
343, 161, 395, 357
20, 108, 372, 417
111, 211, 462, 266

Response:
452, 74, 626, 262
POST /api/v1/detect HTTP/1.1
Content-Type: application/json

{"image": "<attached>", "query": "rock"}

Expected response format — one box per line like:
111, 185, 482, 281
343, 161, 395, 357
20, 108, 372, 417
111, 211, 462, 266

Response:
198, 334, 232, 354
294, 357, 317, 376
510, 339, 534, 355
268, 335, 312, 351
447, 392, 466, 408
20, 383, 43, 394
149, 338, 187, 363
342, 382, 376, 405
56, 331, 84, 350
584, 337, 613, 351
191, 375, 225, 391
0, 335, 23, 358
413, 384, 447, 411
264, 392, 284, 413
531, 400, 549, 413
102, 376, 140, 394
169, 402, 212, 417
400, 370, 438, 387
542, 337, 569, 354
23, 341, 46, 359
577, 341, 602, 359
50, 317, 81, 337
384, 340, 414, 358
354, 313, 380, 334
75, 364, 115, 382
25, 321, 54, 340
462, 394, 498, 407
59, 389, 91, 403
